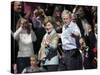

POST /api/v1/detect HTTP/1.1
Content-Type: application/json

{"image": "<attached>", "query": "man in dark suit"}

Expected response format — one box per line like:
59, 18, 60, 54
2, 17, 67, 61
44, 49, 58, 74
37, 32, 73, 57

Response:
11, 1, 24, 73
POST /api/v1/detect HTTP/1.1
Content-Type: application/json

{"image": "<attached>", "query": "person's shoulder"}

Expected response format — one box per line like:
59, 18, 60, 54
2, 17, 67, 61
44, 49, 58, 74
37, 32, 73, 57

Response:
71, 21, 77, 26
70, 21, 78, 28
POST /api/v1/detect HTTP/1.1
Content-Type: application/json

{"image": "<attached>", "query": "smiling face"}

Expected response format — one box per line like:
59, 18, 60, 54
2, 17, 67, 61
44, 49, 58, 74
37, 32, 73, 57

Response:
45, 22, 53, 33
62, 14, 72, 26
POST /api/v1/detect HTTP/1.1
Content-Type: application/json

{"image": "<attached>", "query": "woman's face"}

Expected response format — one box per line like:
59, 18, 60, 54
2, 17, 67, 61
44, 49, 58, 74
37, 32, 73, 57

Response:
45, 22, 53, 33
23, 21, 29, 29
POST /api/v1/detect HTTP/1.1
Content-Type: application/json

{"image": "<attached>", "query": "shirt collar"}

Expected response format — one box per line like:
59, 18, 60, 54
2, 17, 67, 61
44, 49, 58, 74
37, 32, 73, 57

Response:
64, 21, 73, 29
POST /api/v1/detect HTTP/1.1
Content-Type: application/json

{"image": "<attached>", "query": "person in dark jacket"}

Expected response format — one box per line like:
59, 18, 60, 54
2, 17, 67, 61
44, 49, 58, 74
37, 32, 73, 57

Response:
11, 1, 24, 73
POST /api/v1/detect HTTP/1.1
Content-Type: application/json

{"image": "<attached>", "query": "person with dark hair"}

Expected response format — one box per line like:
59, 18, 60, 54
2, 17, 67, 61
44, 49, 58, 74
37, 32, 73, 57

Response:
87, 24, 97, 69
44, 4, 55, 16
87, 25, 97, 50
31, 8, 46, 55
79, 37, 93, 69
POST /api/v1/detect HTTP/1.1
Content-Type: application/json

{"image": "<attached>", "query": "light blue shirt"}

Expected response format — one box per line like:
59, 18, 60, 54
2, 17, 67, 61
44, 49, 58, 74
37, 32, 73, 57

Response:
61, 21, 81, 50
42, 29, 59, 65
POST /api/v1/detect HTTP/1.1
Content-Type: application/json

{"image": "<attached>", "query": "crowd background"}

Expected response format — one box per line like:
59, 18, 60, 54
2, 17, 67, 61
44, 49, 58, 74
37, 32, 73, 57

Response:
11, 1, 97, 74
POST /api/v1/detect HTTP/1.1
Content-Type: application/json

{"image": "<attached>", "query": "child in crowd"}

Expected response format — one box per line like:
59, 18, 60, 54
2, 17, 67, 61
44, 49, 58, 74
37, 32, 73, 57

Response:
22, 55, 45, 73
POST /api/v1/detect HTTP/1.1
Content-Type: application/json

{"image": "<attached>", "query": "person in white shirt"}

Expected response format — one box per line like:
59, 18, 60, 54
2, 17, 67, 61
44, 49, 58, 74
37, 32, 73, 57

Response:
12, 18, 37, 73
59, 10, 82, 70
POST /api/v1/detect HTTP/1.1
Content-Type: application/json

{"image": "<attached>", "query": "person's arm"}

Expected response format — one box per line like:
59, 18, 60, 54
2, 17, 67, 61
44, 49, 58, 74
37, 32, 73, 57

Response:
71, 24, 81, 37
12, 26, 22, 40
72, 32, 80, 37
38, 35, 46, 61
72, 5, 78, 13
49, 36, 59, 49
45, 34, 58, 49
45, 35, 59, 60
22, 68, 26, 73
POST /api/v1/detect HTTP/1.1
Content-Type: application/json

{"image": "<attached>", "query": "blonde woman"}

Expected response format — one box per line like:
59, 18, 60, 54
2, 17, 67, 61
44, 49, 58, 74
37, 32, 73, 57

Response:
38, 16, 59, 71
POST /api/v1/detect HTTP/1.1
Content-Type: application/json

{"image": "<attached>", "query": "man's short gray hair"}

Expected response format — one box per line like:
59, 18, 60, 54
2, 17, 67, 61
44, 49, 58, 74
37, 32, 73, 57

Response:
61, 10, 72, 18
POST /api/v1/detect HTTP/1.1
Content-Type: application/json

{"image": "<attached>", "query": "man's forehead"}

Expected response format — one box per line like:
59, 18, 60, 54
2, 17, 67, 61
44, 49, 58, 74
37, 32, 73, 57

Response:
63, 14, 70, 18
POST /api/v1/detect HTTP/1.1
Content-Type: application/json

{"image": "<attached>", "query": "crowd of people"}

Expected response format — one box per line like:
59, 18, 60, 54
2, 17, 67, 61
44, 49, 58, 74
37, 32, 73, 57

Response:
11, 1, 97, 74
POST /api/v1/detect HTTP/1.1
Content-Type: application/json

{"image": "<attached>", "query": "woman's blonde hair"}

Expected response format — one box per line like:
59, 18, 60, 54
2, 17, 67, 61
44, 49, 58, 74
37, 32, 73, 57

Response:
43, 16, 55, 27
16, 18, 31, 34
